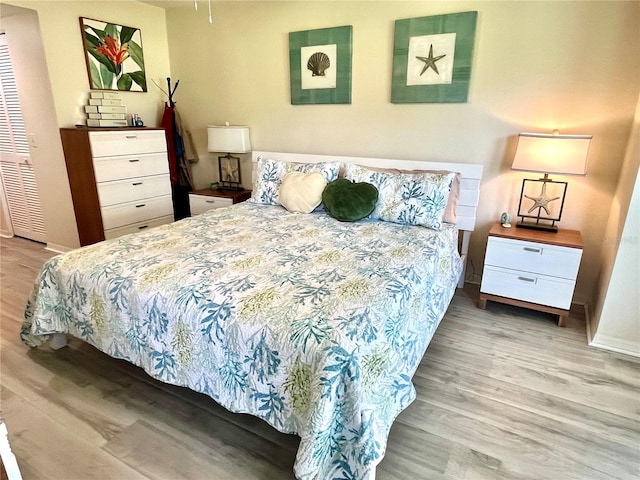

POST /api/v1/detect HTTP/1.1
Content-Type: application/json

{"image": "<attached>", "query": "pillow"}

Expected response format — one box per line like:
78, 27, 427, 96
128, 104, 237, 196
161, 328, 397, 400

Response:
251, 156, 341, 206
351, 165, 461, 224
322, 178, 379, 222
279, 172, 327, 214
343, 163, 456, 230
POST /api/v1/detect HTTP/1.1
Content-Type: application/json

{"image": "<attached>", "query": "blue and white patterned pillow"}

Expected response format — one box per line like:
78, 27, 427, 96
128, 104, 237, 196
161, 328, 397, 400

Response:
251, 156, 341, 206
343, 163, 456, 230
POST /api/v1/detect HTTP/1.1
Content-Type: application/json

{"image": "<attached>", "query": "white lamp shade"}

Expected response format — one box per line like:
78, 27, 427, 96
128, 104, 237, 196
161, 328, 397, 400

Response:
512, 132, 591, 175
207, 125, 252, 153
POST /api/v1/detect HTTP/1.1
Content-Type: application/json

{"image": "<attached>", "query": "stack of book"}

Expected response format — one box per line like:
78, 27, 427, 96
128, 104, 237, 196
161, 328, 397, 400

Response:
84, 92, 128, 127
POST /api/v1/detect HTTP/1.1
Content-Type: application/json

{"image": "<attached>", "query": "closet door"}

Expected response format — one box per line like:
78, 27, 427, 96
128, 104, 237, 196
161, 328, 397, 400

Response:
0, 35, 46, 243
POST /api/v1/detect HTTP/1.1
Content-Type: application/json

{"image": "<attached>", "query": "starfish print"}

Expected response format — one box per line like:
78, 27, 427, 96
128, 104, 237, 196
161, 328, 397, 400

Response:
524, 182, 560, 215
416, 44, 446, 75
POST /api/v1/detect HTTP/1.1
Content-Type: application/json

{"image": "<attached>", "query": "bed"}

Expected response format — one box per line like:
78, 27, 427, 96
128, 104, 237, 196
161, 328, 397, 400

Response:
21, 151, 482, 480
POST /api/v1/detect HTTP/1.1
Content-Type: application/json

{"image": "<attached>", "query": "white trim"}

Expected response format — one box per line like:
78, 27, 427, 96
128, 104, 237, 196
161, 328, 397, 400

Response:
589, 334, 640, 358
45, 243, 73, 254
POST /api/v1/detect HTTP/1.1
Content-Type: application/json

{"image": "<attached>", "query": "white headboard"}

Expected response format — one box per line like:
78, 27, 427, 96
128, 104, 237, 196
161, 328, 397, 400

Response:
252, 151, 483, 231
252, 151, 483, 287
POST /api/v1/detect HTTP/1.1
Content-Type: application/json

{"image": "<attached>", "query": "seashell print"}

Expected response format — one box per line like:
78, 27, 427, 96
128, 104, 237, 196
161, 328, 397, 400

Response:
307, 52, 330, 76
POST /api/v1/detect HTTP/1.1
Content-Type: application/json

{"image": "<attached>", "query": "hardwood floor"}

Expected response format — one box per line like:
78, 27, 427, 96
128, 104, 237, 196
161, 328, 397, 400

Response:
1, 236, 638, 480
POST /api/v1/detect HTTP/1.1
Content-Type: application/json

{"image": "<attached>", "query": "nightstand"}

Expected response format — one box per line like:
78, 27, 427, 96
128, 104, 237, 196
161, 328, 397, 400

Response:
478, 222, 583, 326
189, 188, 252, 216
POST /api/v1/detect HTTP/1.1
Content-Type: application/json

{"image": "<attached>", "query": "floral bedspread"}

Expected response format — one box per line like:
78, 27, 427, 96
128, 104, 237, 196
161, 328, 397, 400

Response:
22, 203, 462, 479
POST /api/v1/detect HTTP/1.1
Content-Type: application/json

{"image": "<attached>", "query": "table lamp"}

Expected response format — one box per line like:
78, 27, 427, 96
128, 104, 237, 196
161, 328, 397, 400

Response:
511, 131, 591, 232
207, 124, 251, 190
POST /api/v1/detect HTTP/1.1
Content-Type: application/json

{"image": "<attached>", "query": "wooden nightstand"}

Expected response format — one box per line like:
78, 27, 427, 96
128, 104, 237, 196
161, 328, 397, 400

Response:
478, 222, 583, 326
189, 188, 252, 216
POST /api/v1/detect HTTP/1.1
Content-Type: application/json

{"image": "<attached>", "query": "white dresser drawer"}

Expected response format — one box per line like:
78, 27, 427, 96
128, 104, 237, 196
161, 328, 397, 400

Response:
104, 214, 174, 240
189, 194, 233, 215
101, 195, 174, 230
97, 175, 172, 207
485, 236, 582, 280
93, 153, 169, 182
481, 265, 576, 310
89, 130, 167, 157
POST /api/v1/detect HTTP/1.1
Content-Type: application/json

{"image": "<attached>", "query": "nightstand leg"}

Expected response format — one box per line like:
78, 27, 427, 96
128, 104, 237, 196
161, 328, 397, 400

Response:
478, 295, 487, 309
557, 315, 567, 327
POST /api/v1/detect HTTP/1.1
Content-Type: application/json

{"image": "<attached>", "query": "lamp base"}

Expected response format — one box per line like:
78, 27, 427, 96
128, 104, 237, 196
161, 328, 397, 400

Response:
516, 221, 558, 233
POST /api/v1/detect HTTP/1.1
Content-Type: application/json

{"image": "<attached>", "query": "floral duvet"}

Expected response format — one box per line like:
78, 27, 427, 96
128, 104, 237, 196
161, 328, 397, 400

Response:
22, 202, 462, 480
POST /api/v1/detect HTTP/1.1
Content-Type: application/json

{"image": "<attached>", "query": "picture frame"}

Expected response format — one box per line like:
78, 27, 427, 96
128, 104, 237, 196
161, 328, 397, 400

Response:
517, 179, 568, 223
218, 154, 241, 190
391, 11, 477, 103
289, 25, 353, 105
80, 17, 147, 92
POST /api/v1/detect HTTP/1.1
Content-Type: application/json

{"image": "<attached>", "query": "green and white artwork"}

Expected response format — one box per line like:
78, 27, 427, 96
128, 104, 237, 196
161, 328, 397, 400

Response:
392, 11, 477, 103
80, 17, 147, 92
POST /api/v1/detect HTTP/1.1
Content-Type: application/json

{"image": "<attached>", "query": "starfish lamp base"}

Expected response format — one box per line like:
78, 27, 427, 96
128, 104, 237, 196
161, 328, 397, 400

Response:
515, 176, 568, 235
516, 221, 558, 233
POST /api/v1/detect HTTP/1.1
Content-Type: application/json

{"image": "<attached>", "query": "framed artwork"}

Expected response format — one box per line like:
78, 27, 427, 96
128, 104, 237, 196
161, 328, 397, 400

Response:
517, 179, 568, 223
80, 17, 147, 92
289, 26, 353, 104
391, 11, 477, 103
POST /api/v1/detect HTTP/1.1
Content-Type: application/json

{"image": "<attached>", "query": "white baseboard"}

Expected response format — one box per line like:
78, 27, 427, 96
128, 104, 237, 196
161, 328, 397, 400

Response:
589, 334, 640, 358
0, 230, 13, 238
45, 243, 73, 254
583, 302, 640, 358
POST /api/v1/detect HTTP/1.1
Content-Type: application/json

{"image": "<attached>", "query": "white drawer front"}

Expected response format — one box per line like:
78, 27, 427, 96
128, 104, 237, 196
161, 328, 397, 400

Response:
89, 130, 167, 157
189, 194, 232, 215
104, 215, 174, 240
485, 237, 582, 280
481, 266, 575, 309
101, 195, 173, 230
93, 153, 170, 182
97, 175, 172, 207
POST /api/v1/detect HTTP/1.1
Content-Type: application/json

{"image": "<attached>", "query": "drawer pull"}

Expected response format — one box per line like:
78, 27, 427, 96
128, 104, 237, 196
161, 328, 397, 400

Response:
132, 182, 143, 186
125, 135, 137, 139
523, 247, 541, 253
128, 158, 140, 163
138, 225, 149, 230
518, 276, 536, 283
135, 204, 146, 208
205, 200, 216, 204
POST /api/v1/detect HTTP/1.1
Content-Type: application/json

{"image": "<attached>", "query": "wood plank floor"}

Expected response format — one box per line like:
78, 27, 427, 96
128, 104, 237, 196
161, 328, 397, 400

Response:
1, 235, 638, 480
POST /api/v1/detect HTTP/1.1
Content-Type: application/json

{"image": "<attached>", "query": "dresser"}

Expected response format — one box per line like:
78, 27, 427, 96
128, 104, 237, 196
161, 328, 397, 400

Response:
189, 188, 252, 216
60, 128, 174, 246
478, 223, 583, 326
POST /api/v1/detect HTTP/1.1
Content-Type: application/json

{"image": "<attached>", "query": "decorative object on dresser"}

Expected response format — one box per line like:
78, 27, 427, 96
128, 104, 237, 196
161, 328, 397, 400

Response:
60, 127, 174, 246
207, 123, 251, 190
511, 131, 591, 232
188, 187, 251, 216
84, 91, 128, 127
478, 222, 583, 327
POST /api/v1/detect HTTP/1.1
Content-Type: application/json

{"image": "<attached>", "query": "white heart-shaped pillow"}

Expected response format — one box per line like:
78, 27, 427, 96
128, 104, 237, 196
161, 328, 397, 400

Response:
279, 171, 327, 214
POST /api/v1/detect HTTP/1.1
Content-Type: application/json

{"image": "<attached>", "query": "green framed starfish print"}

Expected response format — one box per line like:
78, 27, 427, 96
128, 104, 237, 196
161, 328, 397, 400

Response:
80, 17, 147, 92
391, 11, 477, 103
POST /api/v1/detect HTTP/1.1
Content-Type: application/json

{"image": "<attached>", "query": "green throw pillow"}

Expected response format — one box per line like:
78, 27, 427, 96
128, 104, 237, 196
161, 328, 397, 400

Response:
322, 178, 379, 222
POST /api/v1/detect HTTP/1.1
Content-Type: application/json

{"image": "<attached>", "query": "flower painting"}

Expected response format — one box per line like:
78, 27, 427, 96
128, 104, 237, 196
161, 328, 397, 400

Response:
80, 17, 147, 92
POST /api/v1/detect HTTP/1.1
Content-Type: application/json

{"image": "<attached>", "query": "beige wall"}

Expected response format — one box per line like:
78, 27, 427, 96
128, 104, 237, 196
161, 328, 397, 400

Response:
0, 0, 638, 308
590, 98, 640, 356
1, 0, 171, 249
165, 1, 640, 301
